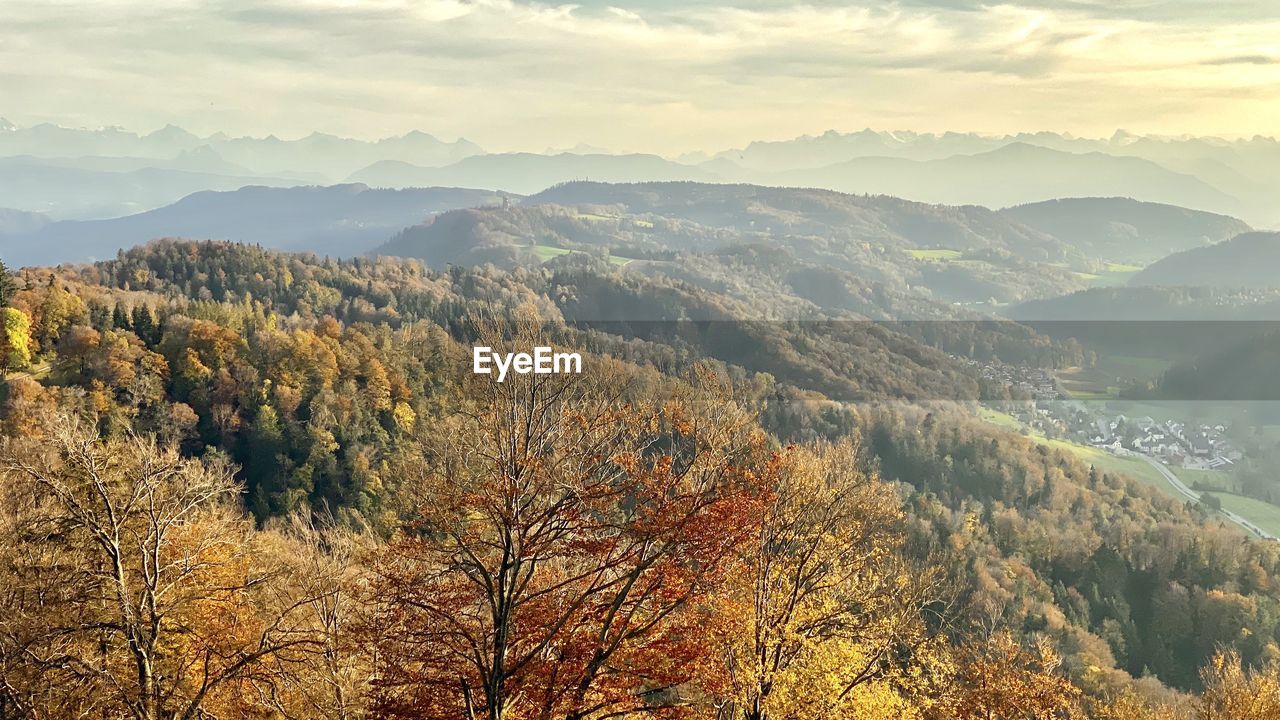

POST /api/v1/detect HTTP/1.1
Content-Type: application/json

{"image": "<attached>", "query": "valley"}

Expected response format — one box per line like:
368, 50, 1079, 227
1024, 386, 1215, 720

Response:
5, 131, 1280, 719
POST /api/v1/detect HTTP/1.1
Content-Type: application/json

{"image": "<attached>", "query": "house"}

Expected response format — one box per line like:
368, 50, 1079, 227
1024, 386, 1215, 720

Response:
1190, 434, 1214, 457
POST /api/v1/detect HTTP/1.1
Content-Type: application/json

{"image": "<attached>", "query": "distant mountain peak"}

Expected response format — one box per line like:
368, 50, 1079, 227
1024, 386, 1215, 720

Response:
0, 118, 14, 132
1109, 129, 1141, 145
145, 123, 198, 141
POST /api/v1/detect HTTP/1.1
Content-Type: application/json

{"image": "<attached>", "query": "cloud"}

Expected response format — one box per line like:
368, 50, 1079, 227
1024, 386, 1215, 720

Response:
1203, 54, 1277, 66
1, 0, 1278, 152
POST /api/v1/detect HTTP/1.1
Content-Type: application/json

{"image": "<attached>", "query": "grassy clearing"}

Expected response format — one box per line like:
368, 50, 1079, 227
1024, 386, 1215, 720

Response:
1105, 262, 1143, 273
573, 212, 653, 231
977, 406, 1023, 431
1056, 354, 1170, 399
1065, 387, 1121, 400
530, 244, 573, 261
526, 244, 633, 267
910, 248, 963, 261
1080, 262, 1144, 287
1174, 467, 1236, 493
1206, 493, 1280, 538
1056, 367, 1121, 399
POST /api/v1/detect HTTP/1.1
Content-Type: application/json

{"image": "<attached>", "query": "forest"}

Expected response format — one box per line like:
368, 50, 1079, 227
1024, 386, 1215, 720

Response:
1, 240, 1279, 719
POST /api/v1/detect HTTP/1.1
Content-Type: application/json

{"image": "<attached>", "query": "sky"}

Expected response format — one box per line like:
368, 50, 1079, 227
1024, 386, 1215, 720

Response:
3, 0, 1279, 154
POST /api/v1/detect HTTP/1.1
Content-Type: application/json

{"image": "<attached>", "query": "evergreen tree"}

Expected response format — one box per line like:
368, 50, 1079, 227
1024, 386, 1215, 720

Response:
0, 258, 14, 308
112, 303, 131, 330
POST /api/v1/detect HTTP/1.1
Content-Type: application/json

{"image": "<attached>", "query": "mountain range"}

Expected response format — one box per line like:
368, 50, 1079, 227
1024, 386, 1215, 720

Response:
0, 184, 505, 267
0, 121, 483, 180
3, 120, 1280, 227
3, 178, 1261, 304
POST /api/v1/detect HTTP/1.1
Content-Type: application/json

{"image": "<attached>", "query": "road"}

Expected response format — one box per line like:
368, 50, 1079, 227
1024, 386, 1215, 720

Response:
1120, 449, 1276, 540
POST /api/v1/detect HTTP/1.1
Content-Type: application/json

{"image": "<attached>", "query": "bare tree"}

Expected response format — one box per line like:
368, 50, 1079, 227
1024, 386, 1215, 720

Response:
0, 412, 330, 720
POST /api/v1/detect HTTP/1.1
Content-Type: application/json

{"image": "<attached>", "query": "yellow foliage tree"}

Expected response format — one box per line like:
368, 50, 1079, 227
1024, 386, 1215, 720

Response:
714, 439, 946, 720
0, 306, 31, 373
1197, 650, 1280, 720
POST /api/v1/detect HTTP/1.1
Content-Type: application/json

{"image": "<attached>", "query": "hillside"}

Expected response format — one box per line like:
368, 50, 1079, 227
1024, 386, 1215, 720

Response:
1001, 197, 1252, 265
2, 240, 1277, 717
526, 181, 1071, 260
1155, 331, 1280, 401
1132, 232, 1280, 288
1009, 286, 1280, 322
381, 182, 1088, 305
0, 184, 506, 266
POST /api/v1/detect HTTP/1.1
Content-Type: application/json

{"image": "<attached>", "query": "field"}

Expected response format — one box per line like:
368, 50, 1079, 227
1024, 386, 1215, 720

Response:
527, 244, 633, 266
909, 248, 963, 261
1087, 262, 1144, 287
1055, 354, 1172, 400
1055, 368, 1122, 399
1205, 493, 1280, 538
1172, 467, 1236, 492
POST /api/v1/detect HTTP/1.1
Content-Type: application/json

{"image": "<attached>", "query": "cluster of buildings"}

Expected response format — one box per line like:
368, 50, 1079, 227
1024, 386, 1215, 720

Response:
1087, 415, 1241, 470
966, 360, 1062, 401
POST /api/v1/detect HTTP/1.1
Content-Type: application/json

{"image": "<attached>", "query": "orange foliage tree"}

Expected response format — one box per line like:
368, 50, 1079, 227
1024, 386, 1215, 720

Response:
367, 325, 767, 720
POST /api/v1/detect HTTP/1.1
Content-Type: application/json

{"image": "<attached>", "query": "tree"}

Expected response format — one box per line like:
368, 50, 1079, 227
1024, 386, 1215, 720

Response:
28, 280, 85, 352
367, 320, 766, 720
715, 438, 947, 720
935, 632, 1081, 720
0, 307, 31, 374
1196, 650, 1280, 720
0, 412, 334, 720
0, 258, 13, 308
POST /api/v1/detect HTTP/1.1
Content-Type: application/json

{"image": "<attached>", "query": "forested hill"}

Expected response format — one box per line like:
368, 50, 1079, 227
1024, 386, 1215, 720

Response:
525, 181, 1073, 263
378, 182, 1092, 305
1152, 331, 1280, 401
1132, 232, 1280, 289
1001, 197, 1251, 266
1008, 286, 1280, 322
3, 240, 1280, 719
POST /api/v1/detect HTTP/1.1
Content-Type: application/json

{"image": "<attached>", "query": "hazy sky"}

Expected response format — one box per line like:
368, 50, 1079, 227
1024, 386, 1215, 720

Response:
3, 0, 1279, 153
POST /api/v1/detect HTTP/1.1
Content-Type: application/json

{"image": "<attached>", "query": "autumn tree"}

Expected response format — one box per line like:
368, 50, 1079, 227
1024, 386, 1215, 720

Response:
713, 438, 948, 720
0, 411, 337, 720
367, 317, 766, 720
1196, 650, 1280, 720
934, 631, 1081, 720
0, 307, 31, 374
256, 516, 377, 720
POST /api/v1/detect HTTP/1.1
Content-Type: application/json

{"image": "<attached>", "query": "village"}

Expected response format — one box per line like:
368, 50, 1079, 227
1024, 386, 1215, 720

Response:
1067, 408, 1241, 471
973, 359, 1243, 472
